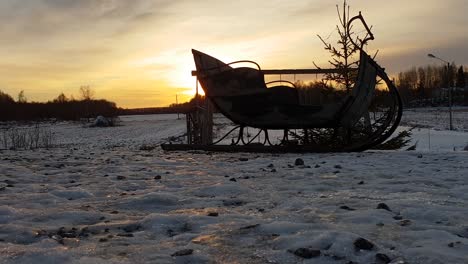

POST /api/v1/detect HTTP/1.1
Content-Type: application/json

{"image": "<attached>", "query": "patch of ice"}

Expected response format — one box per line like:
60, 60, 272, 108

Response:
50, 189, 93, 200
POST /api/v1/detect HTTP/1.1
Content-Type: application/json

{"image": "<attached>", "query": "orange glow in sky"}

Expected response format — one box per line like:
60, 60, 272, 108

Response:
0, 0, 466, 108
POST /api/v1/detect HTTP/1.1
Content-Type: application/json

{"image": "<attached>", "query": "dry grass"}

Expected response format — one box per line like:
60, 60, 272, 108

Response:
1, 124, 55, 150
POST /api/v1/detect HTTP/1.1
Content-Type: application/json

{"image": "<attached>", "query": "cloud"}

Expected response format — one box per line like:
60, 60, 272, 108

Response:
0, 0, 177, 45
1, 0, 467, 107
378, 36, 468, 75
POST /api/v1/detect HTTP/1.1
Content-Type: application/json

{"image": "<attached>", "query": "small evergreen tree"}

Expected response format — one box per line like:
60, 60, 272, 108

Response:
17, 90, 27, 103
292, 0, 375, 147
53, 93, 69, 103
317, 0, 370, 92
373, 129, 414, 150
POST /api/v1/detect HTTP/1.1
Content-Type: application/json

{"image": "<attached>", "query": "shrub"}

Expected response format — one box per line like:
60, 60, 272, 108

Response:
1, 125, 55, 150
373, 129, 414, 150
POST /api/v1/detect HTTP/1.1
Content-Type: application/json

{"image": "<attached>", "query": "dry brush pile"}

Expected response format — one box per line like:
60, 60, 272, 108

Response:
1, 124, 54, 150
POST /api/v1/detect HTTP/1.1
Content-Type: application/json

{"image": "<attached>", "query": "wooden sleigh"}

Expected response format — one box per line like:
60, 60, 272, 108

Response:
162, 14, 402, 152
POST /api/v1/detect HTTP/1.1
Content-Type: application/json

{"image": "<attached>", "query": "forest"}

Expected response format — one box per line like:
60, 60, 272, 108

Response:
395, 64, 467, 106
0, 88, 206, 121
0, 87, 117, 121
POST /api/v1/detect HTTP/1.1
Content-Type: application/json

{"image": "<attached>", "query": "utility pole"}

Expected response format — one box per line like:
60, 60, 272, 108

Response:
447, 62, 453, 131
428, 54, 453, 130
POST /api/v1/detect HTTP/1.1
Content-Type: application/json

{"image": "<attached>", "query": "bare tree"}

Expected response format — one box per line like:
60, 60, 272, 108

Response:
79, 86, 94, 100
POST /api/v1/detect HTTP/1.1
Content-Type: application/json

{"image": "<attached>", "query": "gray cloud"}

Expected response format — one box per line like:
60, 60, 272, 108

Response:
0, 0, 177, 43
379, 36, 468, 75
0, 0, 183, 78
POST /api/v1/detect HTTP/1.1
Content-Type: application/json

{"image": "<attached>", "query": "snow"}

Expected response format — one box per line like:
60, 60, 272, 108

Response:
401, 107, 468, 132
0, 112, 468, 264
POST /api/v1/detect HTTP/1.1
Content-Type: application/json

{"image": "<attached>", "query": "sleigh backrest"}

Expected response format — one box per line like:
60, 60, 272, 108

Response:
192, 49, 266, 97
339, 52, 377, 126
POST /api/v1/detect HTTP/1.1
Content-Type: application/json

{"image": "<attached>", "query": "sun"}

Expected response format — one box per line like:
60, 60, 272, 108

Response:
182, 85, 205, 97
167, 59, 207, 97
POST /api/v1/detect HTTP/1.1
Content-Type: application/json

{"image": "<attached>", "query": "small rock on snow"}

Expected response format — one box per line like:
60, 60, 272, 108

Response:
447, 242, 461, 248
222, 199, 246, 206
116, 233, 134, 237
340, 205, 356, 211
294, 158, 305, 166
375, 253, 391, 263
393, 215, 403, 220
377, 203, 392, 211
399, 219, 412, 226
290, 248, 321, 259
354, 237, 375, 250
207, 212, 218, 217
171, 249, 193, 257
240, 224, 260, 230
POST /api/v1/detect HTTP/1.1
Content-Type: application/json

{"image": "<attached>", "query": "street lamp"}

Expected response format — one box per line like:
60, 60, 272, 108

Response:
428, 53, 453, 130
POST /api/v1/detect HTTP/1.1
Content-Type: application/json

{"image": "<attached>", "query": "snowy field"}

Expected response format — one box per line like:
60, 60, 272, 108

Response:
401, 107, 468, 132
1, 112, 468, 264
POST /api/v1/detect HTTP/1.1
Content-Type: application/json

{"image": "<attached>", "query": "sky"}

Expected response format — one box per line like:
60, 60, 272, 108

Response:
0, 0, 467, 108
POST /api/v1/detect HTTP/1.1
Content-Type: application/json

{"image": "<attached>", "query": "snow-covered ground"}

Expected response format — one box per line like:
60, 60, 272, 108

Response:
1, 112, 468, 264
401, 107, 468, 132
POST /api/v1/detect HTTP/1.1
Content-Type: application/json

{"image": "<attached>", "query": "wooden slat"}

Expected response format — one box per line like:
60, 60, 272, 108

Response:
191, 68, 358, 76
261, 68, 356, 75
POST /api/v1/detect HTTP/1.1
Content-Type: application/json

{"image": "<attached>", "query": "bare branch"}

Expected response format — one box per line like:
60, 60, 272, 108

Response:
336, 4, 343, 26
373, 50, 380, 59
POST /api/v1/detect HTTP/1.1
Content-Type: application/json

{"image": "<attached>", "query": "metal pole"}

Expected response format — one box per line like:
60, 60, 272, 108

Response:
448, 62, 453, 130
428, 54, 454, 131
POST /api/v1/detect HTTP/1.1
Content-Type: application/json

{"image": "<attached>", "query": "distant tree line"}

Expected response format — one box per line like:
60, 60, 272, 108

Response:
395, 64, 468, 107
0, 87, 118, 121
118, 95, 207, 115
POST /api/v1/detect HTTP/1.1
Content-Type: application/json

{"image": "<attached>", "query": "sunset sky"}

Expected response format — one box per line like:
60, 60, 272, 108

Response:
1, 0, 467, 108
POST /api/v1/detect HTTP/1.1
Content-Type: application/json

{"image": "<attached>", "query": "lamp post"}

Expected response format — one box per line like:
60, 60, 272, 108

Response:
428, 53, 453, 130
